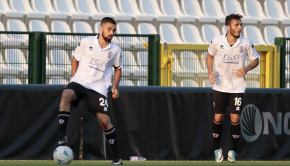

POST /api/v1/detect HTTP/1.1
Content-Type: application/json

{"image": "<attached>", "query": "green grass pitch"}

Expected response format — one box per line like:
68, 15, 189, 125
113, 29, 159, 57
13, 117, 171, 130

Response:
0, 160, 290, 166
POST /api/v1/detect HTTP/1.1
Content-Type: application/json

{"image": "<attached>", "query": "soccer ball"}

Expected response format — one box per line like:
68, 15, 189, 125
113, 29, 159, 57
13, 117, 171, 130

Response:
53, 146, 74, 164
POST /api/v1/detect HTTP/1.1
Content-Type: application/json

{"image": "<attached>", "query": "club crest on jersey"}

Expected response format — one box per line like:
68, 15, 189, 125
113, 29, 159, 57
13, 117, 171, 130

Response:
108, 51, 112, 58
220, 45, 224, 49
108, 139, 115, 144
239, 46, 244, 53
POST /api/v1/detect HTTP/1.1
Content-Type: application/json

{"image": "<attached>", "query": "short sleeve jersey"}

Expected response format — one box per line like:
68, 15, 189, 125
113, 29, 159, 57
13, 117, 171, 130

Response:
208, 35, 259, 93
70, 35, 122, 97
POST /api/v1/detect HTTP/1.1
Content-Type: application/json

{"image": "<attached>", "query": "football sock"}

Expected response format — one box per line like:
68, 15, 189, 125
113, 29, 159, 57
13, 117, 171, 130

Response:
58, 111, 70, 139
104, 127, 120, 158
212, 120, 223, 150
230, 121, 240, 151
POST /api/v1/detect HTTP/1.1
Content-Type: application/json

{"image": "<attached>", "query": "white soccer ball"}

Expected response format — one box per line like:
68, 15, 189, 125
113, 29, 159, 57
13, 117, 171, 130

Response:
53, 146, 74, 165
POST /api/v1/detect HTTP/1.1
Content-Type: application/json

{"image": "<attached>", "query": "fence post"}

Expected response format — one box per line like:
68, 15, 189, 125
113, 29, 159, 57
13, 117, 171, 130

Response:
274, 37, 285, 88
28, 32, 41, 84
148, 35, 160, 86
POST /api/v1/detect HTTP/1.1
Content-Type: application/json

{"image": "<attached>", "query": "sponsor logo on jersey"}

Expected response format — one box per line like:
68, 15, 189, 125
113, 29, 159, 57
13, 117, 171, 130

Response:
220, 45, 224, 49
108, 51, 112, 58
89, 46, 93, 51
239, 46, 244, 53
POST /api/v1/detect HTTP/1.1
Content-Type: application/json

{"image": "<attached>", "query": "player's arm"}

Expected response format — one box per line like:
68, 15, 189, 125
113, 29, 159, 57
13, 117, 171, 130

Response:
206, 53, 217, 84
236, 58, 259, 77
71, 57, 79, 77
112, 68, 122, 99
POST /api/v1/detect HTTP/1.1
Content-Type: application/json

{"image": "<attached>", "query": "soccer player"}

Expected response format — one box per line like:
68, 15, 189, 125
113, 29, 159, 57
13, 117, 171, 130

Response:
57, 17, 123, 165
206, 14, 259, 163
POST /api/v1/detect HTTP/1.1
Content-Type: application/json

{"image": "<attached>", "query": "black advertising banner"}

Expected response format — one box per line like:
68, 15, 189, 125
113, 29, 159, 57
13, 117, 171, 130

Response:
0, 85, 289, 160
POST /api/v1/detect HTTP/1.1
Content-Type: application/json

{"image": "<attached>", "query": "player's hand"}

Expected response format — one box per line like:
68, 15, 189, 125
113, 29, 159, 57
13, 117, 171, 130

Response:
111, 88, 119, 99
236, 67, 249, 77
209, 71, 217, 84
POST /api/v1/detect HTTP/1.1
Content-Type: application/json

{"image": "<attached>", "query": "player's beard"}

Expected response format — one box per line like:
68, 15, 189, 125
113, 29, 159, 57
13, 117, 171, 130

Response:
229, 28, 240, 38
102, 33, 113, 42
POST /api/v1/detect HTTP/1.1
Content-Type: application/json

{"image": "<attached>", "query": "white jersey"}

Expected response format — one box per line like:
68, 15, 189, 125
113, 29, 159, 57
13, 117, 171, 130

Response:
208, 34, 259, 93
70, 35, 122, 97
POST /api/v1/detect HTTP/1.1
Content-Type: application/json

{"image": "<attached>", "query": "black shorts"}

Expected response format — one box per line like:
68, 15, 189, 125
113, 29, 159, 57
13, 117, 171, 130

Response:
213, 90, 244, 114
65, 82, 109, 114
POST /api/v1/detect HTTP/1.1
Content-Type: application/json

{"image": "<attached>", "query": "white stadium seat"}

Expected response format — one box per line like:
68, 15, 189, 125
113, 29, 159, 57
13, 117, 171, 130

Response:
122, 51, 143, 76
0, 51, 21, 75
180, 0, 218, 23
285, 0, 290, 18
29, 20, 49, 32
49, 49, 72, 75
9, 0, 47, 19
203, 79, 212, 87
119, 79, 134, 86
136, 51, 148, 76
222, 0, 259, 24
137, 23, 158, 35
138, 0, 175, 22
5, 49, 28, 74
159, 23, 184, 43
201, 24, 221, 44
202, 0, 225, 23
247, 80, 260, 88
50, 20, 78, 46
31, 0, 70, 20
74, 0, 114, 21
117, 0, 155, 21
159, 0, 197, 23
264, 0, 290, 25
6, 19, 28, 45
284, 26, 290, 37
72, 21, 93, 33
116, 22, 143, 48
263, 26, 283, 45
244, 0, 279, 25
0, 0, 26, 19
244, 25, 267, 45
180, 24, 205, 44
95, 0, 134, 21
52, 0, 91, 20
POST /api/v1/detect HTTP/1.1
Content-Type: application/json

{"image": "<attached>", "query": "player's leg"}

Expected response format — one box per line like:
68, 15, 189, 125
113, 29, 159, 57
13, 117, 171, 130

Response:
227, 93, 244, 163
96, 112, 122, 165
212, 90, 228, 163
85, 91, 122, 165
58, 83, 78, 145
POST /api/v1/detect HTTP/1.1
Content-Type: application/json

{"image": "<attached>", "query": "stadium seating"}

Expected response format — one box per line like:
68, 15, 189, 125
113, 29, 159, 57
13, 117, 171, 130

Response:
74, 0, 113, 21
116, 22, 143, 48
263, 26, 283, 45
159, 0, 197, 23
5, 49, 28, 75
201, 0, 225, 23
136, 51, 148, 76
244, 25, 267, 45
31, 0, 70, 21
9, 0, 47, 20
6, 19, 29, 45
94, 22, 101, 33
52, 0, 92, 21
201, 24, 221, 44
246, 80, 260, 88
0, 51, 21, 75
117, 0, 155, 22
122, 51, 144, 77
0, 0, 26, 20
264, 0, 290, 26
203, 79, 212, 87
180, 51, 200, 75
159, 23, 184, 43
137, 78, 148, 86
285, 0, 290, 18
72, 21, 93, 33
49, 49, 72, 75
50, 20, 78, 46
138, 0, 175, 22
222, 0, 259, 24
284, 26, 290, 37
180, 0, 218, 24
243, 0, 279, 25
119, 78, 134, 86
29, 20, 49, 32
180, 24, 205, 44
95, 0, 135, 21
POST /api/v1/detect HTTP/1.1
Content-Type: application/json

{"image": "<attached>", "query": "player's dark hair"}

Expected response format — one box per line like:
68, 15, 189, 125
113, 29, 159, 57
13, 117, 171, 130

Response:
225, 14, 243, 26
101, 17, 116, 26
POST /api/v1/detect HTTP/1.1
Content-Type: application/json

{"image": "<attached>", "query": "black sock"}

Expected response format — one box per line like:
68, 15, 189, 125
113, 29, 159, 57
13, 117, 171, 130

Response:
212, 120, 223, 150
104, 127, 120, 158
58, 111, 70, 139
230, 121, 240, 151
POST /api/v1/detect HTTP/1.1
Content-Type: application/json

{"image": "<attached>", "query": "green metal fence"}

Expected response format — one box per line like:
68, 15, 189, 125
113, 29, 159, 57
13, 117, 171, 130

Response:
275, 37, 290, 88
0, 32, 160, 86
